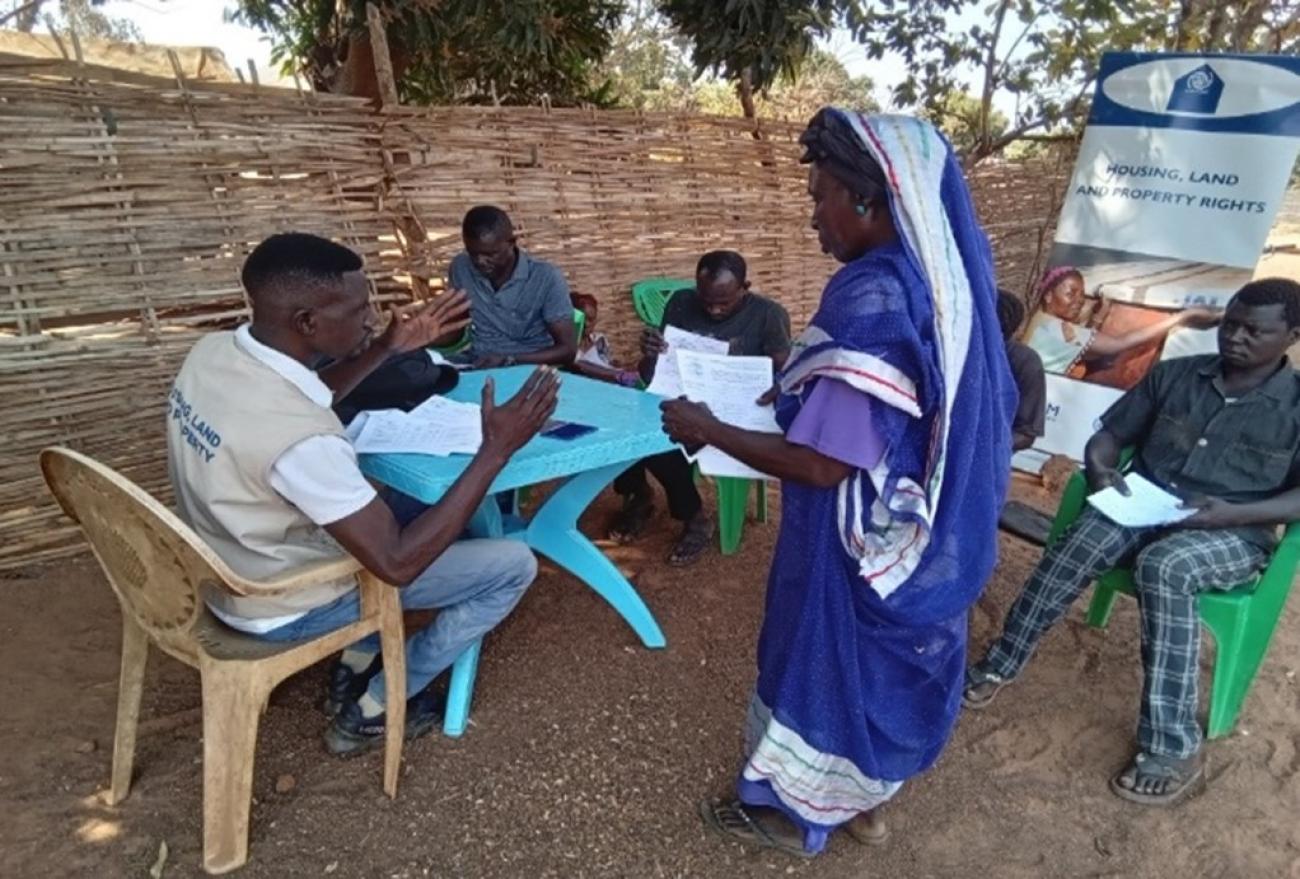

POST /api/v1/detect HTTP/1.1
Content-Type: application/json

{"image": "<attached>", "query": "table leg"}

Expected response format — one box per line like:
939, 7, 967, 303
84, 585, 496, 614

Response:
523, 462, 666, 648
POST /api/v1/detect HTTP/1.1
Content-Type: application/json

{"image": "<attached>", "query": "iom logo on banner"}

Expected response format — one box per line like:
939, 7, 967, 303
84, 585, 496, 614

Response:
1166, 64, 1224, 114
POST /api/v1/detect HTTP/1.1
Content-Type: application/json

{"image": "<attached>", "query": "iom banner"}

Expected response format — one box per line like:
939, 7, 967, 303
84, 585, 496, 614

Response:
1017, 52, 1300, 468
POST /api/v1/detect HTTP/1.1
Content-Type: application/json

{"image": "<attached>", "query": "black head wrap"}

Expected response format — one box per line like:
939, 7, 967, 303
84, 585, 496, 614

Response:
798, 108, 889, 205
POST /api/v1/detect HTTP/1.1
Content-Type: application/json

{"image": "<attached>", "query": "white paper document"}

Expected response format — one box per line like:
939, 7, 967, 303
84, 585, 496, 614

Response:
673, 349, 779, 480
1086, 473, 1193, 528
349, 395, 483, 456
645, 325, 729, 398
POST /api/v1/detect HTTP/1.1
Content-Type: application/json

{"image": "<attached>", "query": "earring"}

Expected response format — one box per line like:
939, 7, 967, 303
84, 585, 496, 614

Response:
855, 203, 868, 216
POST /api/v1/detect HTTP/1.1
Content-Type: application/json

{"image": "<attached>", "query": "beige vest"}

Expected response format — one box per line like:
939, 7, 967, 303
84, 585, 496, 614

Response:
166, 332, 356, 621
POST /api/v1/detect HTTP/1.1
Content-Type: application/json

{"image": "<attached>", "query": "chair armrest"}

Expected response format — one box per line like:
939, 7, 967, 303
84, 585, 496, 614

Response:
223, 556, 364, 597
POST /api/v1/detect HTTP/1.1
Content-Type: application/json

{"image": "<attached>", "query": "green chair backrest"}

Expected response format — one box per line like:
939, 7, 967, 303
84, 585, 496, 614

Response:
631, 277, 692, 328
433, 327, 472, 356
573, 307, 587, 342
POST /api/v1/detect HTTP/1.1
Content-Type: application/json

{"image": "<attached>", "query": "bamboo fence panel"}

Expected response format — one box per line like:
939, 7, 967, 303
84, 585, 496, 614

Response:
0, 55, 1070, 569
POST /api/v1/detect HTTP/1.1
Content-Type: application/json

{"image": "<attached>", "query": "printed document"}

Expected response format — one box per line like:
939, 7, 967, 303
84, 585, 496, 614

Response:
1086, 473, 1194, 528
645, 326, 729, 398
349, 395, 483, 456
674, 349, 779, 480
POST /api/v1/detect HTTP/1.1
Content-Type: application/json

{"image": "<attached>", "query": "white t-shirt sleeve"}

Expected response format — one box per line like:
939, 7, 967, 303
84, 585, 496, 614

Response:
268, 435, 378, 526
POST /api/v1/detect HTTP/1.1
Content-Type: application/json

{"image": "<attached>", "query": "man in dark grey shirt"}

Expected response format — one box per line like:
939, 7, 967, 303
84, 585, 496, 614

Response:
998, 289, 1046, 451
966, 278, 1300, 807
447, 206, 577, 367
611, 250, 792, 566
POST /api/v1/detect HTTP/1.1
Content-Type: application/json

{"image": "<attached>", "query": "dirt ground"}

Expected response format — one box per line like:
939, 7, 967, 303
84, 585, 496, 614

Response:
2, 480, 1299, 879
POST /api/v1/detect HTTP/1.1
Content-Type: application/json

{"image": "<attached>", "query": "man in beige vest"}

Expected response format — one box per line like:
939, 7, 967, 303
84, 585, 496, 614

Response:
167, 232, 559, 755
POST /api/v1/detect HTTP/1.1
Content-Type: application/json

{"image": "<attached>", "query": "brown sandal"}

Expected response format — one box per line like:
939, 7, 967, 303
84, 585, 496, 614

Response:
845, 810, 889, 846
697, 798, 813, 858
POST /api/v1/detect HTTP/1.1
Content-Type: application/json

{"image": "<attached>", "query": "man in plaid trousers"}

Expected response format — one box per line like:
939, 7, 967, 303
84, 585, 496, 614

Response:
966, 278, 1300, 806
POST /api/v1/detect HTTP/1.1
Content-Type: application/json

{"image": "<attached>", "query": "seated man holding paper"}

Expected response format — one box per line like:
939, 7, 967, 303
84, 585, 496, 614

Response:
964, 278, 1300, 805
167, 232, 560, 756
611, 250, 791, 565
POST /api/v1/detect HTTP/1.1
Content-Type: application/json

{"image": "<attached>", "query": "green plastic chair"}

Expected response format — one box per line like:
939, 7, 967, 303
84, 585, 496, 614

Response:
433, 327, 471, 356
631, 277, 691, 329
632, 277, 770, 555
716, 476, 769, 555
1048, 459, 1300, 739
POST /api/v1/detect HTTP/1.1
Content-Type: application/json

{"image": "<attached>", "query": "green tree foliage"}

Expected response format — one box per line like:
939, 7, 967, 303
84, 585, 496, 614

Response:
923, 89, 1008, 155
232, 0, 623, 105
601, 12, 877, 121
656, 0, 844, 115
846, 0, 1300, 164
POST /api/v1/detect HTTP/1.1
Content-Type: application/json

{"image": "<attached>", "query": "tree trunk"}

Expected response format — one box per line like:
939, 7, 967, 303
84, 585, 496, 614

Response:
1230, 0, 1269, 50
737, 67, 757, 119
1204, 0, 1232, 50
323, 30, 410, 101
979, 0, 1011, 158
1173, 0, 1199, 49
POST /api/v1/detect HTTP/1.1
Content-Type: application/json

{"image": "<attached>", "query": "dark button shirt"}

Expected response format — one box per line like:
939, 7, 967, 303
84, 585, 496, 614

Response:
449, 248, 572, 357
1006, 341, 1046, 439
660, 289, 792, 360
1100, 354, 1300, 547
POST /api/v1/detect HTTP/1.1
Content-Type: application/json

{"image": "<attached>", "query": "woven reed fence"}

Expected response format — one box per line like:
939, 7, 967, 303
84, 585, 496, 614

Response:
0, 53, 1071, 569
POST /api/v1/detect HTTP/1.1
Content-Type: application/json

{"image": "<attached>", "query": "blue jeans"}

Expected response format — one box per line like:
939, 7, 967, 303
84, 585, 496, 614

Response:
260, 538, 537, 708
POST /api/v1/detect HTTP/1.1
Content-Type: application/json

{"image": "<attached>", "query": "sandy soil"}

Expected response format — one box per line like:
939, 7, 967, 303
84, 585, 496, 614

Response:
2, 481, 1299, 878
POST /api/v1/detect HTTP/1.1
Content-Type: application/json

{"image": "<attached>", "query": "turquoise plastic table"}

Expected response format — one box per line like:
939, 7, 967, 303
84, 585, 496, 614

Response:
360, 366, 675, 735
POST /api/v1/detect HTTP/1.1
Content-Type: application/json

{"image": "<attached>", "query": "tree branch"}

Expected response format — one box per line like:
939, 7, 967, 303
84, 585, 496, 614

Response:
1, 0, 45, 30
966, 73, 1095, 165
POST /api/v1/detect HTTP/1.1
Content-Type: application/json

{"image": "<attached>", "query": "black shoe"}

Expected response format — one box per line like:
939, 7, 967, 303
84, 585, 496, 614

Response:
323, 685, 446, 758
323, 653, 384, 718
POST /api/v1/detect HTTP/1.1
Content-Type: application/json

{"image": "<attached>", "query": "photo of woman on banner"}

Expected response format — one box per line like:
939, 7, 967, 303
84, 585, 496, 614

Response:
1023, 264, 1222, 388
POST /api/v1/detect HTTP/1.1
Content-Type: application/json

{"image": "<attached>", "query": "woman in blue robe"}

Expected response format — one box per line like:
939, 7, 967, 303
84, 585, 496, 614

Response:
661, 109, 1017, 856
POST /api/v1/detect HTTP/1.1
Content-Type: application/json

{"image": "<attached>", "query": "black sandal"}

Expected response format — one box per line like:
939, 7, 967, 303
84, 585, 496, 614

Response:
1109, 751, 1205, 806
668, 515, 714, 567
608, 494, 654, 544
962, 662, 1010, 710
697, 798, 813, 859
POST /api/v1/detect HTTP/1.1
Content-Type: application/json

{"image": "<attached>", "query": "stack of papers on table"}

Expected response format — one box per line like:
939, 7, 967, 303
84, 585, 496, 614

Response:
348, 395, 482, 456
674, 348, 779, 480
1086, 473, 1193, 528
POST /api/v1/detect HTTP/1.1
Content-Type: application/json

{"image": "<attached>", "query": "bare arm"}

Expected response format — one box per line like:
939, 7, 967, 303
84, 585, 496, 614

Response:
1184, 487, 1300, 528
660, 399, 852, 489
1012, 430, 1037, 452
320, 292, 471, 401
1083, 308, 1220, 361
324, 370, 559, 584
637, 326, 667, 383
477, 317, 578, 368
1083, 428, 1129, 494
1083, 314, 1184, 360
513, 317, 578, 366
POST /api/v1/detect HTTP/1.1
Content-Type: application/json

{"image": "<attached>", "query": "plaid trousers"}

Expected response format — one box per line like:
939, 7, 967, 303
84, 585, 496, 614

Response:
984, 506, 1267, 758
